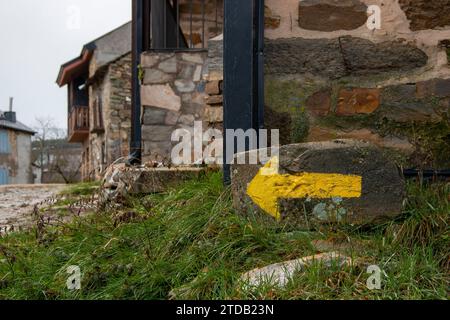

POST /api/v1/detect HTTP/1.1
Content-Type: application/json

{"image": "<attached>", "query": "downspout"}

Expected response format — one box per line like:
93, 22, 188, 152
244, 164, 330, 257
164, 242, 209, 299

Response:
223, 0, 265, 185
129, 0, 143, 165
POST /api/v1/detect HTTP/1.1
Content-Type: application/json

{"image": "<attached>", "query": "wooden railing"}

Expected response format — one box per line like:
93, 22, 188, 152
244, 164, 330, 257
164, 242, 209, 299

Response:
68, 106, 89, 143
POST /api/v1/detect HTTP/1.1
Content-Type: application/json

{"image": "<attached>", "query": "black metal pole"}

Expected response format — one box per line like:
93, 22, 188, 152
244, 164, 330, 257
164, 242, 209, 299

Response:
129, 0, 143, 164
255, 0, 265, 134
223, 0, 264, 184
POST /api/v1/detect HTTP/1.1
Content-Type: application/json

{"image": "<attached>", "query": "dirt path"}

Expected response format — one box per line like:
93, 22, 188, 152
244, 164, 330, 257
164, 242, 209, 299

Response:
0, 184, 66, 232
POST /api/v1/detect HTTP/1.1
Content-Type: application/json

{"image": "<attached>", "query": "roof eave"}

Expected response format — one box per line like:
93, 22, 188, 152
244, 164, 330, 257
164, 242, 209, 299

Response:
56, 45, 94, 87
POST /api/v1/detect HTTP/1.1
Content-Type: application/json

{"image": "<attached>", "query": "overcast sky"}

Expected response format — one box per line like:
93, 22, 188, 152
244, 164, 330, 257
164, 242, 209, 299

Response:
0, 0, 131, 130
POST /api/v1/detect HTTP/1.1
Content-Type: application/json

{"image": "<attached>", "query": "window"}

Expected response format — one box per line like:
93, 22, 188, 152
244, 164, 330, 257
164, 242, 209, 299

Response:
0, 167, 9, 185
92, 95, 104, 133
144, 0, 223, 51
101, 142, 106, 165
0, 130, 10, 154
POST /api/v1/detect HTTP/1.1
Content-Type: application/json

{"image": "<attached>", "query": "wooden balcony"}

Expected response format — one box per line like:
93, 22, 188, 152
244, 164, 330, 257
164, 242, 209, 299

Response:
68, 106, 89, 143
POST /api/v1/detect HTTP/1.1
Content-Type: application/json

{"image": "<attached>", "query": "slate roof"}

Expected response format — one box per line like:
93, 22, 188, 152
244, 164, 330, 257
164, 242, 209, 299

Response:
0, 114, 35, 135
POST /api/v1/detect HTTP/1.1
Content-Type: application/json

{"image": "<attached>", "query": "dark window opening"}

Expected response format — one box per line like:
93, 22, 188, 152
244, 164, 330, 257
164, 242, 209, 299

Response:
144, 0, 223, 51
92, 95, 105, 133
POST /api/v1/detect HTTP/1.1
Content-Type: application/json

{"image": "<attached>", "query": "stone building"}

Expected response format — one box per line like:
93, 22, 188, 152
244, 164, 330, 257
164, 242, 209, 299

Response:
57, 22, 132, 181
0, 99, 35, 185
138, 0, 224, 164
32, 139, 83, 184
261, 0, 450, 169
132, 0, 450, 171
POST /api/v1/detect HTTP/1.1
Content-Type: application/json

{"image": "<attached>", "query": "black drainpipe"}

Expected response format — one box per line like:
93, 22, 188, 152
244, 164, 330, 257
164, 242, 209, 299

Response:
223, 0, 265, 184
129, 0, 144, 165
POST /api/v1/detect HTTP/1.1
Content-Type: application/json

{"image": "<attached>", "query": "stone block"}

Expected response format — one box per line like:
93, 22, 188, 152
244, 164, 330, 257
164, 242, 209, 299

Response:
179, 63, 195, 80
339, 36, 428, 76
141, 53, 160, 68
143, 69, 173, 84
143, 107, 167, 125
141, 84, 181, 111
265, 5, 281, 29
399, 0, 450, 31
206, 95, 223, 105
159, 56, 178, 73
416, 78, 450, 99
336, 88, 380, 115
231, 140, 406, 226
178, 114, 196, 126
265, 37, 428, 78
182, 102, 205, 118
205, 106, 223, 123
193, 65, 203, 82
165, 111, 181, 126
101, 164, 206, 200
142, 141, 173, 158
265, 38, 346, 78
298, 0, 367, 32
205, 80, 221, 95
142, 125, 174, 142
181, 53, 204, 64
241, 252, 352, 289
175, 79, 196, 93
381, 84, 442, 122
306, 88, 332, 116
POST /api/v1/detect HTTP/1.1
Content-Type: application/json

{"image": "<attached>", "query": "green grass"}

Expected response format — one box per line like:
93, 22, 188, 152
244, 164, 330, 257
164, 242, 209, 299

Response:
60, 181, 101, 197
0, 173, 448, 300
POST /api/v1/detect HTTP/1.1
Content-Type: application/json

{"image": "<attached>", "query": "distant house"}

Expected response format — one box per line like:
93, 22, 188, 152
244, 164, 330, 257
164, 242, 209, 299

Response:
32, 139, 83, 184
56, 22, 132, 181
0, 98, 35, 185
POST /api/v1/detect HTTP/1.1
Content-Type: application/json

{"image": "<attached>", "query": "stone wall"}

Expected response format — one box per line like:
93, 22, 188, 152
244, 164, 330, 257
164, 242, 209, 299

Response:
140, 51, 220, 163
264, 0, 450, 168
88, 54, 132, 180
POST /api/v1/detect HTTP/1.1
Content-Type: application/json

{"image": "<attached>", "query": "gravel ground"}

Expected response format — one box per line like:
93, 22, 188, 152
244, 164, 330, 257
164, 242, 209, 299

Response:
0, 184, 66, 232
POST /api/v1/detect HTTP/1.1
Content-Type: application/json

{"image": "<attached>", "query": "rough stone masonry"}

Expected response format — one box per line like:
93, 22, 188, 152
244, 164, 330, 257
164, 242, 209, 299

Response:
264, 0, 450, 169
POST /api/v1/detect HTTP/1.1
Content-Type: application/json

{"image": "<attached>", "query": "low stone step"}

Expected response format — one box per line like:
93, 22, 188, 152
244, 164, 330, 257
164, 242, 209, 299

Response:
101, 164, 206, 202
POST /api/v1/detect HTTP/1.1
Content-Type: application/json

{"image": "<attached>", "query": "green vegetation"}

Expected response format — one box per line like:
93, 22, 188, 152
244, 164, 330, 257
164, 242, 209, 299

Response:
0, 173, 448, 300
61, 181, 101, 197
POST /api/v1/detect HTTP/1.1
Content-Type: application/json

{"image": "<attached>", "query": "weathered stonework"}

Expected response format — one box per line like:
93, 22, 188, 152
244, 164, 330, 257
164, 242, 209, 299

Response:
231, 140, 406, 225
379, 83, 446, 122
298, 0, 368, 32
141, 51, 223, 163
399, 0, 450, 31
265, 5, 281, 29
141, 84, 182, 111
306, 89, 332, 116
338, 37, 428, 76
88, 53, 132, 181
265, 37, 428, 78
337, 88, 380, 115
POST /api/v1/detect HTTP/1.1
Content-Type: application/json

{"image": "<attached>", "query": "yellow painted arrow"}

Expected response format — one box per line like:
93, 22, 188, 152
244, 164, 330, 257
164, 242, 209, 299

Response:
247, 157, 362, 220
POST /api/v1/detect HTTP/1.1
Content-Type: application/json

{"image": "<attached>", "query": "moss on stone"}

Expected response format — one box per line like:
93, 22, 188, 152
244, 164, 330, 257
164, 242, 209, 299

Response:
265, 77, 317, 143
291, 107, 310, 143
316, 113, 450, 168
265, 77, 318, 114
377, 117, 450, 168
